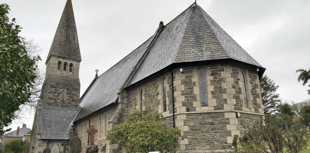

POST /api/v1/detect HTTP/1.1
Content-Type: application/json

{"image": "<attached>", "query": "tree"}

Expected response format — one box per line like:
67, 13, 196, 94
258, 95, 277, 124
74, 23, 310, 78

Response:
260, 75, 281, 114
0, 4, 39, 136
291, 99, 310, 117
278, 103, 295, 117
296, 69, 310, 95
107, 110, 185, 153
23, 39, 43, 107
300, 105, 310, 126
11, 39, 44, 129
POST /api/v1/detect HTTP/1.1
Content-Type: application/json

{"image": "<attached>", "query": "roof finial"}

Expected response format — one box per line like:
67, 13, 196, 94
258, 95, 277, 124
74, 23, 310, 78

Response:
195, 0, 197, 4
95, 69, 99, 78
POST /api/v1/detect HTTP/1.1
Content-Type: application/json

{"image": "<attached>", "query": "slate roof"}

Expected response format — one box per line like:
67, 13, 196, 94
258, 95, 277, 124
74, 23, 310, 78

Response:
75, 37, 153, 121
126, 4, 263, 86
40, 106, 80, 140
46, 0, 81, 64
3, 127, 31, 138
75, 3, 264, 121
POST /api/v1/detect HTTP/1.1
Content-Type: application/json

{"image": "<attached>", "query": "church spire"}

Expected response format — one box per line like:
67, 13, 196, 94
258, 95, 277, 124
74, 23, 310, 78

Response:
46, 0, 81, 64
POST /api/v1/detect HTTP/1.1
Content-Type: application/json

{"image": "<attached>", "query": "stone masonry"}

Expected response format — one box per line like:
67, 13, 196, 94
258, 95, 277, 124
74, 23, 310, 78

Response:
117, 62, 264, 152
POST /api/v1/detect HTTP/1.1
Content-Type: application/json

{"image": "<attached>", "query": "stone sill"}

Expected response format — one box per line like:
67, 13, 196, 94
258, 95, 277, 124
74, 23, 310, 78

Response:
164, 110, 264, 118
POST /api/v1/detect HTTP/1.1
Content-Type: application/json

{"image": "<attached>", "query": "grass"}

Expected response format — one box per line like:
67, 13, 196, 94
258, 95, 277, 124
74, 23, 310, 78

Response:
285, 131, 310, 153
299, 138, 310, 153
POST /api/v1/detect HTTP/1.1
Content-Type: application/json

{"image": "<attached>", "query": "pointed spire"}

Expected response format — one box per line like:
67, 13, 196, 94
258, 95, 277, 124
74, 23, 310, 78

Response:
46, 0, 81, 64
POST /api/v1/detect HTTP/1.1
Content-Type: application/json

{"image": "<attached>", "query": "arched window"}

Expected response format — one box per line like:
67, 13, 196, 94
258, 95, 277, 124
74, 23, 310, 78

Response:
140, 89, 143, 110
63, 62, 67, 71
62, 90, 65, 101
163, 78, 167, 112
57, 61, 62, 70
240, 72, 248, 108
69, 63, 73, 72
198, 69, 208, 107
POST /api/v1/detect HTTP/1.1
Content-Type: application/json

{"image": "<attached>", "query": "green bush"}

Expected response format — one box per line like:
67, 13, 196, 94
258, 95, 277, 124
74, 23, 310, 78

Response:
300, 106, 310, 126
232, 138, 270, 153
283, 121, 309, 153
107, 109, 185, 153
232, 114, 309, 153
3, 140, 29, 153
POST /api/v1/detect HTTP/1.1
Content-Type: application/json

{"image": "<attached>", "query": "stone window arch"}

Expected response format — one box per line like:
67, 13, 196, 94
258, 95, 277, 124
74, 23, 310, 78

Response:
163, 78, 167, 112
57, 61, 62, 70
69, 63, 73, 72
140, 89, 143, 110
64, 62, 67, 71
240, 71, 249, 108
198, 69, 208, 107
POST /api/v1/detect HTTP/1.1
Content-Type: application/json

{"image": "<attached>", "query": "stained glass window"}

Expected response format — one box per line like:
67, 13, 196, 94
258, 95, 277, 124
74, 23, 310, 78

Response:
199, 69, 208, 107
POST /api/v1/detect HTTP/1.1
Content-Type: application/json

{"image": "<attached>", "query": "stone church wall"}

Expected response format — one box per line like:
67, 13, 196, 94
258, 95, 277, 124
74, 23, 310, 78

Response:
123, 62, 264, 152
40, 76, 80, 108
41, 57, 81, 108
46, 56, 80, 79
71, 62, 264, 153
126, 71, 174, 117
75, 105, 118, 153
125, 63, 263, 115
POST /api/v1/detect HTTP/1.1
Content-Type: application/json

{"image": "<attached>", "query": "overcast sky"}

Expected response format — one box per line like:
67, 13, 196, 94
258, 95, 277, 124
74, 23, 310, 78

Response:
3, 0, 310, 131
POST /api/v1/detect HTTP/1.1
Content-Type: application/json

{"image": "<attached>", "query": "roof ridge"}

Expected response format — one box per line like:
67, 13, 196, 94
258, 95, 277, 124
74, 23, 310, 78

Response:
119, 22, 165, 92
164, 2, 196, 27
97, 3, 196, 80
198, 5, 263, 67
79, 75, 98, 101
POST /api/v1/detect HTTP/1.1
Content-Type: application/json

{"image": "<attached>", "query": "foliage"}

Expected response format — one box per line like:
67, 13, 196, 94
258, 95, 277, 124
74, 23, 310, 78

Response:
232, 137, 270, 153
236, 116, 283, 153
278, 103, 295, 117
232, 114, 310, 153
283, 121, 309, 153
3, 140, 29, 153
296, 69, 310, 95
0, 4, 40, 136
297, 69, 310, 86
260, 75, 281, 114
300, 106, 310, 126
107, 109, 185, 153
0, 143, 4, 153
23, 39, 43, 107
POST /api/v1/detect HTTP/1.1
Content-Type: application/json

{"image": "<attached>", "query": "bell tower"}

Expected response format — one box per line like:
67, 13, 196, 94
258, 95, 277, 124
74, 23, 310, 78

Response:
41, 0, 81, 108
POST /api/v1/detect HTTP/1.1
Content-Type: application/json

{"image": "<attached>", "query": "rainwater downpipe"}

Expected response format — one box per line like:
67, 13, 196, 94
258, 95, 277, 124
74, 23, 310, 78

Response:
88, 119, 90, 145
169, 67, 175, 128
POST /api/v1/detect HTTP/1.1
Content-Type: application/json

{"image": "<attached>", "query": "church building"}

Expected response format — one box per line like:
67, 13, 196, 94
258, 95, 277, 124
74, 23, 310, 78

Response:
30, 0, 265, 153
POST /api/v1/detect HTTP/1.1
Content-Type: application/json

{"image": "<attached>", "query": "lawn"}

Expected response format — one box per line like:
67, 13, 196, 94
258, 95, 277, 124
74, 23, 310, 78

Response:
299, 139, 310, 153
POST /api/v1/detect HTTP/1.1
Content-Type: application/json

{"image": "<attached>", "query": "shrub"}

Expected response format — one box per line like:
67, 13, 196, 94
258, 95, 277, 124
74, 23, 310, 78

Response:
3, 140, 29, 153
283, 121, 309, 153
232, 114, 310, 153
107, 109, 185, 153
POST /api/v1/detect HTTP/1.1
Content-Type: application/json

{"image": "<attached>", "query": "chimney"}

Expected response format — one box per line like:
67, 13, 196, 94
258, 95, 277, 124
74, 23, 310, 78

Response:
17, 126, 20, 135
23, 124, 26, 128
